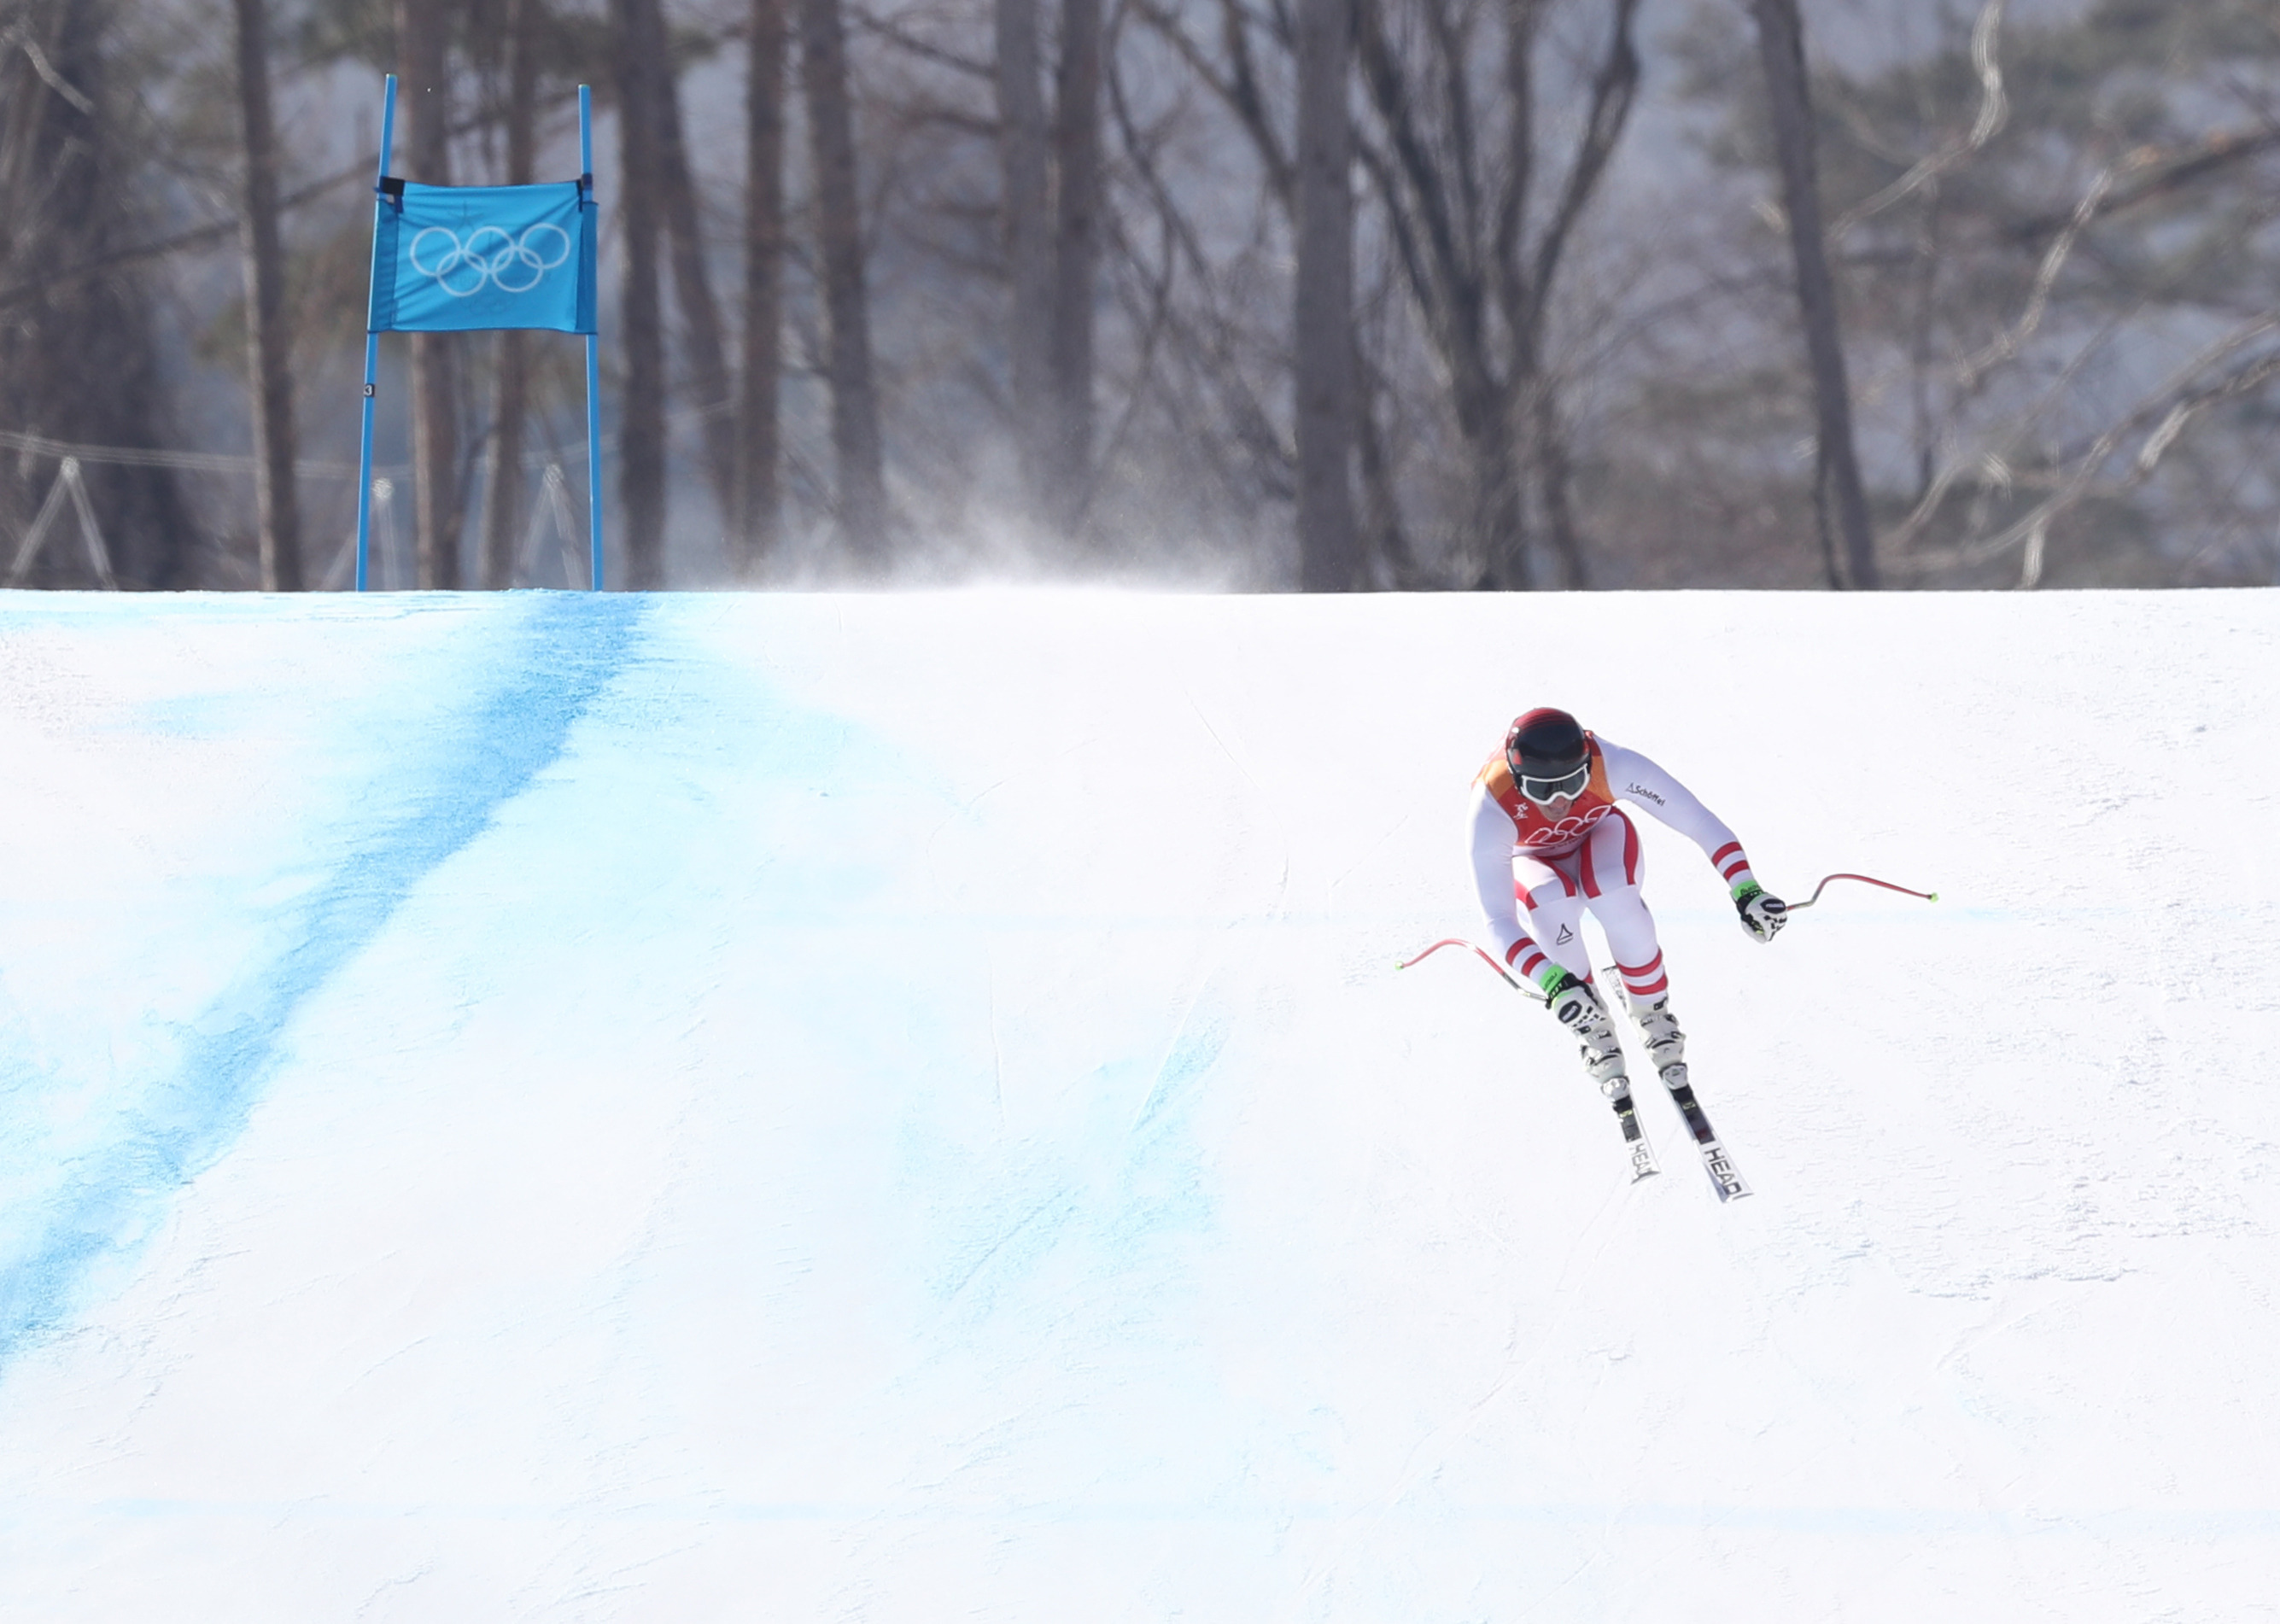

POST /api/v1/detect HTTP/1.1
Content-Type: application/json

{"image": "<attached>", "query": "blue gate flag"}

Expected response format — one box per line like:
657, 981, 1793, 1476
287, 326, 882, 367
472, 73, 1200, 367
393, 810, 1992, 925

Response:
368, 179, 598, 336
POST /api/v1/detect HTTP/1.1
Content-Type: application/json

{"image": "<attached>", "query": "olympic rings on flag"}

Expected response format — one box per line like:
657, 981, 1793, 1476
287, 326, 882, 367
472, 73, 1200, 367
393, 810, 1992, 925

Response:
407, 223, 573, 297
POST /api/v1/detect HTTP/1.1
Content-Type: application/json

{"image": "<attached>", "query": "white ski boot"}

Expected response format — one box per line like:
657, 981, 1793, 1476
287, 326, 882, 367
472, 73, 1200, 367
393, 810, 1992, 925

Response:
1543, 971, 1657, 1180
1577, 1014, 1629, 1095
1544, 972, 1629, 1091
1628, 993, 1686, 1083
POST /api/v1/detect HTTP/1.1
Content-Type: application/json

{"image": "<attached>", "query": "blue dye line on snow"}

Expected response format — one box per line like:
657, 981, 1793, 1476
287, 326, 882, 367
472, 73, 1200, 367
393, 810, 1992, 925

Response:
0, 592, 648, 1370
915, 1008, 1226, 1329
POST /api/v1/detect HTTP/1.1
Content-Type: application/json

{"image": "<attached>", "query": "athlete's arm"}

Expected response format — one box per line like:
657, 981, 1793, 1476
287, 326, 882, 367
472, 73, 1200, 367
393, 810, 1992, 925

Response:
1594, 738, 1758, 891
1467, 786, 1555, 984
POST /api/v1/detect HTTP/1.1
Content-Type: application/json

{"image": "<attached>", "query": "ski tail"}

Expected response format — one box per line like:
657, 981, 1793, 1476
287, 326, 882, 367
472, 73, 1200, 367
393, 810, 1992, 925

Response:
1608, 1085, 1659, 1182
1659, 1064, 1751, 1200
1698, 1136, 1750, 1201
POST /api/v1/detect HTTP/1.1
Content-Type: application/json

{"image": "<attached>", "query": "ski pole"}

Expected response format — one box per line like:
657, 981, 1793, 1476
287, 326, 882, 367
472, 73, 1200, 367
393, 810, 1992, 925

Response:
1786, 872, 1938, 910
1396, 938, 1524, 990
1396, 938, 1551, 1002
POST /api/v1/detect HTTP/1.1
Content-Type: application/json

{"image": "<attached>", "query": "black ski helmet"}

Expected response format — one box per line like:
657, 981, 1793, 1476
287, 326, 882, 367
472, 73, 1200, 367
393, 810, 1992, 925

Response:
1505, 707, 1590, 800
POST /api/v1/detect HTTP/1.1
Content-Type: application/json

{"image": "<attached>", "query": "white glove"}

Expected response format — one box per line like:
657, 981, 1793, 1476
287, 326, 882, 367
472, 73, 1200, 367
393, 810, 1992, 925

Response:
1733, 882, 1787, 943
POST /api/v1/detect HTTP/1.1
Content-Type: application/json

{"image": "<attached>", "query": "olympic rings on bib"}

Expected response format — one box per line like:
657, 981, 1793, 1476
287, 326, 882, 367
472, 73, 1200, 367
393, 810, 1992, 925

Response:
407, 223, 573, 297
1518, 803, 1614, 849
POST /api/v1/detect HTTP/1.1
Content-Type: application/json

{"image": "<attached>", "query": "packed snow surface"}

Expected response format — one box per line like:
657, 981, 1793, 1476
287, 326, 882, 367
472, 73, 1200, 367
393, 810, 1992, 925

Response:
0, 588, 2274, 1621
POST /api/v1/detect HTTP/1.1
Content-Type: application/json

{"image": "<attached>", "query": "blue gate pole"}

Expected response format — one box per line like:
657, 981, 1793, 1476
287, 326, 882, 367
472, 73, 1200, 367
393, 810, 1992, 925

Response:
354, 73, 399, 593
580, 84, 605, 593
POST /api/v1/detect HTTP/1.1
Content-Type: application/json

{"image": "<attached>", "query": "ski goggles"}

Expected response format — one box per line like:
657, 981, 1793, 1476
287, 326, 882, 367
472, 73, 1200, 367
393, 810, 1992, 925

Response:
1514, 759, 1590, 803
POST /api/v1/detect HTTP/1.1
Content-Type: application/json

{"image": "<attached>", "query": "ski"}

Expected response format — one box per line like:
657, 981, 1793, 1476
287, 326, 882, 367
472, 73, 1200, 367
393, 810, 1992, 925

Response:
1606, 1084, 1660, 1182
1697, 1136, 1749, 1202
1658, 1064, 1750, 1201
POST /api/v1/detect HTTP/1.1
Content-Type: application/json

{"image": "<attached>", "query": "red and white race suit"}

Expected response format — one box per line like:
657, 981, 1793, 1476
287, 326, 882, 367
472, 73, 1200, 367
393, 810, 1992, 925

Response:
1467, 733, 1757, 1002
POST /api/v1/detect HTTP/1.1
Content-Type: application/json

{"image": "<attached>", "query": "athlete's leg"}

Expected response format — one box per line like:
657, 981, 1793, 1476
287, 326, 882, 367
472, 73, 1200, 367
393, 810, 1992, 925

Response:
1515, 854, 1592, 982
1573, 813, 1661, 988
1575, 813, 1687, 1073
1517, 850, 1628, 1089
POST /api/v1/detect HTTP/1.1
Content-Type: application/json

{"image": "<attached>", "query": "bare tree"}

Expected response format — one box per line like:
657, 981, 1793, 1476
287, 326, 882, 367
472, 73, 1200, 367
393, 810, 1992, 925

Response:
1050, 0, 1102, 530
612, 0, 670, 587
997, 0, 1055, 527
478, 0, 541, 590
993, 0, 1104, 539
230, 0, 302, 590
802, 0, 887, 567
1353, 0, 1640, 587
1745, 0, 1877, 588
650, 2, 739, 525
397, 0, 462, 588
1293, 0, 1357, 588
1652, 0, 2280, 588
0, 0, 195, 588
737, 0, 788, 573
1131, 0, 1639, 587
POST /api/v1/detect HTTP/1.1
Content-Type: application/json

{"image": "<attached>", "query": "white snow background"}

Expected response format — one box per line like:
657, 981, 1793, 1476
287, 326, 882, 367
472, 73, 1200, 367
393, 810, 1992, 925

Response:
0, 588, 2273, 1621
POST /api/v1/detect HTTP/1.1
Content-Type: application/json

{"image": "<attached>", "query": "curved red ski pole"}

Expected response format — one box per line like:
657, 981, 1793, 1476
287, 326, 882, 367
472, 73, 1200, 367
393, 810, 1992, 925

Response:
1396, 938, 1524, 990
1788, 872, 1938, 910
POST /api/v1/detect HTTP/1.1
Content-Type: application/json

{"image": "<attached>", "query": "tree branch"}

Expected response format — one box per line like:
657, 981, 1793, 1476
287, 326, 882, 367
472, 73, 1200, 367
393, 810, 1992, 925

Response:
1890, 315, 2280, 579
1520, 0, 1640, 347
0, 91, 586, 313
1828, 0, 2008, 238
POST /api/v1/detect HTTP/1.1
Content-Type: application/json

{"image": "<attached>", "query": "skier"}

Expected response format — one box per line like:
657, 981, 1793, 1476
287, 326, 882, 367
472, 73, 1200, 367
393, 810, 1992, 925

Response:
1469, 707, 1786, 1104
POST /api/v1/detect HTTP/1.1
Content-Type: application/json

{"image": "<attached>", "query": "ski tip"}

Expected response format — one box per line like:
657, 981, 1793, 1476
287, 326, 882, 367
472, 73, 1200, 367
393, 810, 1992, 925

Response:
1927, 891, 1939, 903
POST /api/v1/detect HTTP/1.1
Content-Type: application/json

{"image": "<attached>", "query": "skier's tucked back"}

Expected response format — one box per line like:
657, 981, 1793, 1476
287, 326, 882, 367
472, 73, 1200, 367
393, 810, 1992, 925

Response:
1470, 708, 1787, 1104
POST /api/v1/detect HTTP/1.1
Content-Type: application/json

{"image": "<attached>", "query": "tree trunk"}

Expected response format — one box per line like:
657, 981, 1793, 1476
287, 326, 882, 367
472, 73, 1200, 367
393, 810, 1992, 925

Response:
736, 0, 787, 575
612, 0, 669, 588
398, 0, 461, 588
801, 0, 887, 569
1049, 0, 1102, 531
231, 0, 302, 591
1529, 383, 1587, 588
1293, 0, 1358, 590
1473, 399, 1529, 591
1443, 347, 1513, 587
1747, 0, 1879, 589
1353, 361, 1417, 586
996, 0, 1055, 526
646, 0, 739, 526
479, 0, 541, 590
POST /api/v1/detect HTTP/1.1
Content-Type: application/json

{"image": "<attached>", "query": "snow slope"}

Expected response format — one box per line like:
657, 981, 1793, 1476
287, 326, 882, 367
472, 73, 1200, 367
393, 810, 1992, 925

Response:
0, 587, 2273, 1621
